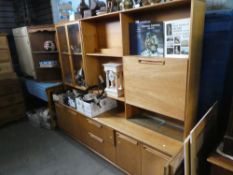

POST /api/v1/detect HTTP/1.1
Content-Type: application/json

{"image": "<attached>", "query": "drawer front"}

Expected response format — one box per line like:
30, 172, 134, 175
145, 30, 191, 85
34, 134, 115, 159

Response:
0, 37, 8, 49
0, 50, 11, 63
87, 131, 116, 162
86, 118, 115, 145
0, 93, 24, 107
141, 145, 170, 175
0, 103, 25, 120
0, 62, 13, 74
123, 57, 188, 121
0, 79, 21, 96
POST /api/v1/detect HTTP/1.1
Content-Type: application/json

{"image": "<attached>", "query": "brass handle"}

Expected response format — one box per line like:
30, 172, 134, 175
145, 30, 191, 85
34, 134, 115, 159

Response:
138, 58, 165, 65
117, 133, 137, 145
88, 132, 104, 143
143, 145, 170, 160
88, 119, 102, 128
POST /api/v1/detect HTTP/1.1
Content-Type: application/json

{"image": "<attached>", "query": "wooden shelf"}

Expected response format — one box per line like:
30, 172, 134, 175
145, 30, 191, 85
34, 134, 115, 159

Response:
86, 53, 122, 58
64, 83, 87, 91
122, 0, 190, 15
36, 67, 60, 69
61, 51, 70, 55
71, 52, 82, 56
32, 51, 58, 54
107, 94, 125, 102
208, 152, 233, 173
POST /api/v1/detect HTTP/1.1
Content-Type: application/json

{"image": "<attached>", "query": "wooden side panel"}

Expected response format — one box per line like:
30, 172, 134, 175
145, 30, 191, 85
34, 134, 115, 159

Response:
190, 102, 218, 175
124, 57, 188, 121
184, 0, 206, 137
0, 62, 13, 74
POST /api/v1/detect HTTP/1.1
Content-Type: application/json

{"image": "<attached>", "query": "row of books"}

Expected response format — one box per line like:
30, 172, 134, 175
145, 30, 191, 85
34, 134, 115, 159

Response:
129, 18, 190, 58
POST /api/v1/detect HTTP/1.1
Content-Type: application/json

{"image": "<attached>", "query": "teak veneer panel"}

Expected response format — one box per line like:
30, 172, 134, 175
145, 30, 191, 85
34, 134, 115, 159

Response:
95, 110, 183, 156
124, 57, 188, 121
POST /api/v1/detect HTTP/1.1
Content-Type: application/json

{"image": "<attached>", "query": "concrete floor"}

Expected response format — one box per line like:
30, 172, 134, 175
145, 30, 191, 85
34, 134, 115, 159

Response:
0, 121, 124, 175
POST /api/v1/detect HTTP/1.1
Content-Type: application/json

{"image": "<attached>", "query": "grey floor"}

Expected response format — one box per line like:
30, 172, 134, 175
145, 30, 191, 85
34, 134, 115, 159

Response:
0, 121, 124, 175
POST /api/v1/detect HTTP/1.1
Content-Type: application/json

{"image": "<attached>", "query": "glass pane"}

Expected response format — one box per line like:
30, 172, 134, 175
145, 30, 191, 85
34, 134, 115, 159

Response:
61, 54, 72, 84
68, 24, 82, 54
72, 55, 85, 87
57, 26, 68, 53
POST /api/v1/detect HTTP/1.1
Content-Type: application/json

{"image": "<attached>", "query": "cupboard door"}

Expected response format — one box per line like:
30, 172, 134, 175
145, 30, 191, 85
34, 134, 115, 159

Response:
116, 133, 141, 175
55, 103, 77, 138
123, 57, 188, 121
141, 145, 170, 175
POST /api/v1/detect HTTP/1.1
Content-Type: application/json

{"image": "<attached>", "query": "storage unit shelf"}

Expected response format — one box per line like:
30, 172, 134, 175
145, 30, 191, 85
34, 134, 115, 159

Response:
32, 51, 58, 54
86, 53, 122, 58
107, 95, 125, 102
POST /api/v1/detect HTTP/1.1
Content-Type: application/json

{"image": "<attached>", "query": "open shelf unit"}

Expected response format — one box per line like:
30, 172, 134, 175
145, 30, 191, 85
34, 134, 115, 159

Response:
13, 25, 61, 81
55, 1, 206, 174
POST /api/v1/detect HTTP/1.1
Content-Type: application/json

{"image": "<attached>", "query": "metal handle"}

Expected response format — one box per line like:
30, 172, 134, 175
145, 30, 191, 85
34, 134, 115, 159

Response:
88, 132, 104, 143
143, 145, 170, 160
138, 58, 165, 65
117, 133, 137, 145
88, 119, 102, 128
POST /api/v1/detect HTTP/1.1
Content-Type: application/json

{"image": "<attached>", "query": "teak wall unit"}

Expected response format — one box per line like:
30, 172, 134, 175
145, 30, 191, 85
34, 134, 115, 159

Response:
55, 0, 206, 174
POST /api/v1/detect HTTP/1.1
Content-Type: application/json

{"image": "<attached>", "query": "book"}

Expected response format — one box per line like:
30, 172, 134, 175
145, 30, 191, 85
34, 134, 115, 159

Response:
164, 18, 191, 58
129, 21, 164, 57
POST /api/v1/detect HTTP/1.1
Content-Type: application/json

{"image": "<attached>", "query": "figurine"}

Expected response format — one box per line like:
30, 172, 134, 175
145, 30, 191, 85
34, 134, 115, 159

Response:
103, 63, 124, 97
77, 0, 89, 17
120, 0, 134, 10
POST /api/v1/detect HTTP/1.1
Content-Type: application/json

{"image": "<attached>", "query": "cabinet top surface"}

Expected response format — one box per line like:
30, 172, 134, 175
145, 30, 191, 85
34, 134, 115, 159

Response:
56, 103, 182, 156
55, 0, 190, 25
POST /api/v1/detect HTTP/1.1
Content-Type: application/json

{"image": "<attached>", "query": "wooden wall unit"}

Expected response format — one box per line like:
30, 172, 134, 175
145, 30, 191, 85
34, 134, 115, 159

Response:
55, 0, 206, 174
13, 25, 61, 81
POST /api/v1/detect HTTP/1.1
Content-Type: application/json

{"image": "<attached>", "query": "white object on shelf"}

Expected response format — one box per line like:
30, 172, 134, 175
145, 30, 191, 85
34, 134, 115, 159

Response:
75, 97, 117, 118
103, 63, 124, 97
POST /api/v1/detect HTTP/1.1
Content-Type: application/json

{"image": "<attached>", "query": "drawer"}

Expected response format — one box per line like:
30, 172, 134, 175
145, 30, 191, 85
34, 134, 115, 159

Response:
0, 50, 11, 63
0, 62, 13, 74
86, 118, 115, 145
0, 36, 8, 49
87, 131, 116, 162
0, 103, 25, 120
0, 93, 24, 107
0, 79, 21, 96
123, 57, 188, 121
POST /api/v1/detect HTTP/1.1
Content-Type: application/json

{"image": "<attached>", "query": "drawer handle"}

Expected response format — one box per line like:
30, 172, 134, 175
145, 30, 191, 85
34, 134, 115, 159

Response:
138, 58, 165, 65
88, 119, 102, 128
117, 133, 137, 145
143, 146, 170, 160
88, 132, 104, 143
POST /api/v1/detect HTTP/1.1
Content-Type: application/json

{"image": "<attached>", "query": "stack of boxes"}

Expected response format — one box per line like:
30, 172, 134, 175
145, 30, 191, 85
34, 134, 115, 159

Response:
0, 33, 25, 126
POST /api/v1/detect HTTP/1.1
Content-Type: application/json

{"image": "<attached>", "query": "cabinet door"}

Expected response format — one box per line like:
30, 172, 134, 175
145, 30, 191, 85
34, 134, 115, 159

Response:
124, 57, 188, 121
55, 103, 77, 138
116, 133, 141, 175
142, 145, 170, 175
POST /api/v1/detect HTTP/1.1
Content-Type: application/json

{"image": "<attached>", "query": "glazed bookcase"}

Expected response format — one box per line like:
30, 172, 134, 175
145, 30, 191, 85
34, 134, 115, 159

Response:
55, 0, 206, 174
